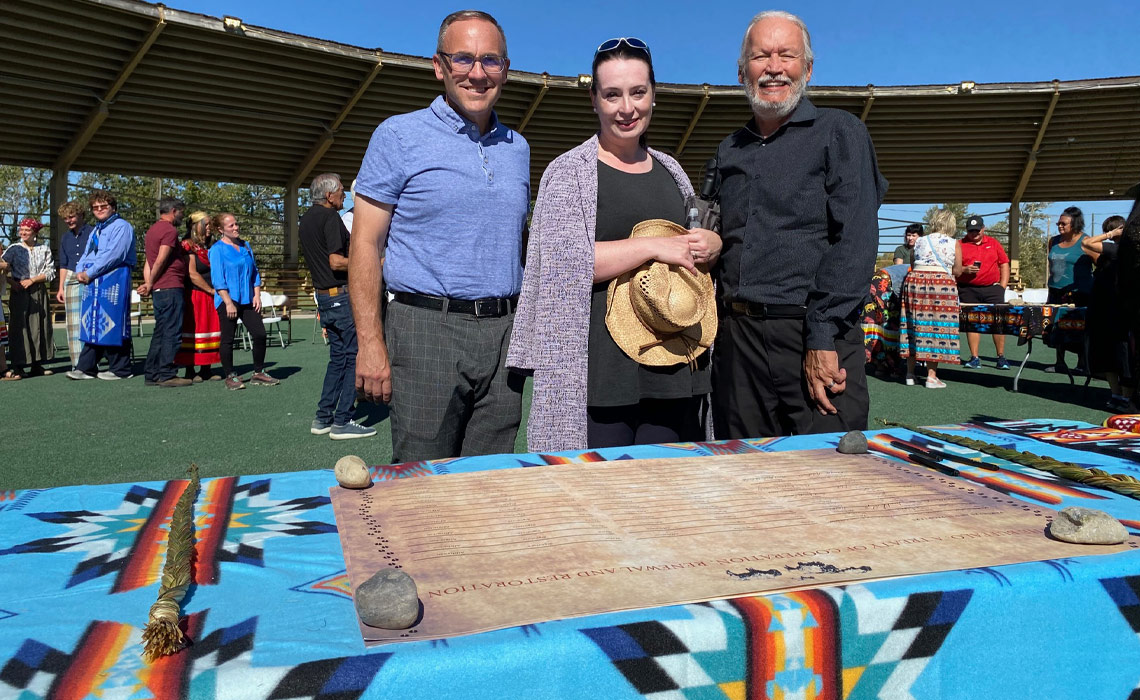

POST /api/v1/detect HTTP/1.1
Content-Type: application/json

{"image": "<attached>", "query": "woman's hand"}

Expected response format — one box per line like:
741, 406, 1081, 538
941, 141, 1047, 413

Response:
650, 236, 698, 274
225, 301, 237, 319
683, 228, 722, 265
252, 295, 262, 313
19, 279, 34, 290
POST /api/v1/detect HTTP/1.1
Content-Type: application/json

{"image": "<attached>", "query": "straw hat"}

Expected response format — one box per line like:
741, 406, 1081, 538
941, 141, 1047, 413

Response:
605, 219, 717, 367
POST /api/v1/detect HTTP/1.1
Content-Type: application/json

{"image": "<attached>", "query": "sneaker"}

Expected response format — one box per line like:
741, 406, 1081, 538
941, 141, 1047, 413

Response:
157, 377, 193, 388
925, 377, 947, 389
225, 374, 246, 391
905, 375, 916, 386
1106, 396, 1132, 413
191, 374, 204, 384
311, 419, 333, 435
1043, 364, 1065, 374
962, 356, 981, 369
248, 371, 280, 386
66, 370, 94, 380
97, 371, 130, 381
330, 420, 377, 440
995, 356, 1010, 370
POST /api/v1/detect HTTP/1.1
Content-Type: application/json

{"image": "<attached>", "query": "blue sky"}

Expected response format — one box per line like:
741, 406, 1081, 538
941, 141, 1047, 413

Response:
176, 0, 1140, 247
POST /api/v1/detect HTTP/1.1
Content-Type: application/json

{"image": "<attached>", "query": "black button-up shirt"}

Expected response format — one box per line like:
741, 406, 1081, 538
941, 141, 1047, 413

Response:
58, 223, 94, 273
715, 98, 887, 350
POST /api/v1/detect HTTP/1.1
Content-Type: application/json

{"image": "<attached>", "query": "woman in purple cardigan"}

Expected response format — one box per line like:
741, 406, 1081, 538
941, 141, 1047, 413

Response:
508, 38, 722, 452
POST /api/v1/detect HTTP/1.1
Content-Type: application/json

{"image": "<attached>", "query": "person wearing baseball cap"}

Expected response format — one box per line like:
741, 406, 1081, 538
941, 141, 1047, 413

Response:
954, 215, 1011, 370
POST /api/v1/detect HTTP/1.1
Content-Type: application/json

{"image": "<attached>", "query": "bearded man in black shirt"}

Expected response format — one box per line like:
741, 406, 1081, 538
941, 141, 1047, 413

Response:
711, 10, 888, 438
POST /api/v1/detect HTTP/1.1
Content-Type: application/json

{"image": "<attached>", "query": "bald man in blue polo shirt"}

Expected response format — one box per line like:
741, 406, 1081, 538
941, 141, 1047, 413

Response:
350, 10, 529, 463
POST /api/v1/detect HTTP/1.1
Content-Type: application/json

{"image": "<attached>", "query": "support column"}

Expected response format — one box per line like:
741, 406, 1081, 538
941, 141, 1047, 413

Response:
279, 184, 303, 310
48, 169, 69, 253
284, 183, 299, 266
1008, 202, 1021, 289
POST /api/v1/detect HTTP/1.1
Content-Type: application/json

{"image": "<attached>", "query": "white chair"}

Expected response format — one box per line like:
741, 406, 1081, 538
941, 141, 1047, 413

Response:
260, 291, 287, 348
236, 291, 287, 350
130, 290, 143, 336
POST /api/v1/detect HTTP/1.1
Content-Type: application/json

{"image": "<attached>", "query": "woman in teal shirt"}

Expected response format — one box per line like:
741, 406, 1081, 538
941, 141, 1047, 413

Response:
1045, 206, 1094, 372
209, 213, 279, 390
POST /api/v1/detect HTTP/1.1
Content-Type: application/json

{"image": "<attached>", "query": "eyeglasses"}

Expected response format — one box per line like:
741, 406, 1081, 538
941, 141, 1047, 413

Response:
438, 52, 508, 74
595, 37, 651, 58
91, 204, 111, 211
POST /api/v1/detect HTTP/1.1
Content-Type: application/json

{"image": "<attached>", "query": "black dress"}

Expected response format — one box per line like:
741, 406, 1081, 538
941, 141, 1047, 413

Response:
586, 160, 711, 407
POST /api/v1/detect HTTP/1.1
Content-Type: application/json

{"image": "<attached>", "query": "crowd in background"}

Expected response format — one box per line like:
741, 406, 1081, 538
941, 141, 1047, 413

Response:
1, 8, 1139, 462
864, 204, 1138, 411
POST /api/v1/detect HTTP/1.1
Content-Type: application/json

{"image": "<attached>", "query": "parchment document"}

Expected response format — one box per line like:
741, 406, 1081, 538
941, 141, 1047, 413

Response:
330, 450, 1126, 645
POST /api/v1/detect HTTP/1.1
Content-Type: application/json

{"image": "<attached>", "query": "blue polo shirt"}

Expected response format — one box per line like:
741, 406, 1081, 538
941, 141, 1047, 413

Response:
58, 224, 93, 272
355, 95, 530, 300
209, 239, 261, 308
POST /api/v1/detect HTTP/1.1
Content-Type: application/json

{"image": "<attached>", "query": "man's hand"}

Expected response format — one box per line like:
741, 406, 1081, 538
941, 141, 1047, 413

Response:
356, 337, 393, 403
19, 279, 34, 289
804, 348, 846, 415
75, 272, 90, 284
136, 282, 151, 297
56, 287, 65, 304
252, 295, 262, 313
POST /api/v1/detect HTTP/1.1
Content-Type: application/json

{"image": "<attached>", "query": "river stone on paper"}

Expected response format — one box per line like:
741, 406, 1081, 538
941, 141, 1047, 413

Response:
355, 568, 420, 629
335, 455, 372, 489
1048, 506, 1128, 545
836, 430, 869, 454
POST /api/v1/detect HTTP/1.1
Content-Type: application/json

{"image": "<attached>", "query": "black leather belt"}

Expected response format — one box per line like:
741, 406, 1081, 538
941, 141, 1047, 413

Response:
316, 285, 348, 297
393, 291, 518, 318
724, 300, 807, 319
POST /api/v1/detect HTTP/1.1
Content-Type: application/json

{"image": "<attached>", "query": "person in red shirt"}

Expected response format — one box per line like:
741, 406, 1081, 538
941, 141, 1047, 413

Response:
138, 197, 192, 387
954, 215, 1011, 369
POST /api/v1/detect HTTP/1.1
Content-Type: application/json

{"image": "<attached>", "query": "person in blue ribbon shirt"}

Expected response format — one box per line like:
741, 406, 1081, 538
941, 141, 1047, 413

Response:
66, 190, 137, 381
208, 212, 279, 391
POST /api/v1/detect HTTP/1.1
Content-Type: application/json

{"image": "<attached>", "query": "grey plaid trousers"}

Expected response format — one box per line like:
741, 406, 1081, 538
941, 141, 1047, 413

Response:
384, 300, 524, 463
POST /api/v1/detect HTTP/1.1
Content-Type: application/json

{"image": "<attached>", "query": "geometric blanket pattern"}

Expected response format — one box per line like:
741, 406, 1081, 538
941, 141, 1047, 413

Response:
2, 421, 1140, 699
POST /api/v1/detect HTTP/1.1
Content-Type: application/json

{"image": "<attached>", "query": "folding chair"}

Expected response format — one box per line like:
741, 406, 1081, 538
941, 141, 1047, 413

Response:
260, 291, 287, 348
130, 290, 143, 336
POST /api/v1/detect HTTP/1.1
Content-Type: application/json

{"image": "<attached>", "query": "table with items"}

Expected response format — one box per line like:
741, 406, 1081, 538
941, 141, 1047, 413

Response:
1, 417, 1139, 699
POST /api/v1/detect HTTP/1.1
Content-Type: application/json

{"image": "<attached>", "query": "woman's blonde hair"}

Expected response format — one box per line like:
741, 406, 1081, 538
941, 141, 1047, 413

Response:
186, 210, 210, 248
928, 208, 957, 236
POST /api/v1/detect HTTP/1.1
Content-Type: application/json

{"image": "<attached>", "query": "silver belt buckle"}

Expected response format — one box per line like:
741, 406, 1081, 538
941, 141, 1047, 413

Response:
474, 299, 497, 317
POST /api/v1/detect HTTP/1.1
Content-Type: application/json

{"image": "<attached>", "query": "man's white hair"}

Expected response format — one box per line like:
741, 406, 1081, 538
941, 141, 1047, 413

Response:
737, 10, 814, 75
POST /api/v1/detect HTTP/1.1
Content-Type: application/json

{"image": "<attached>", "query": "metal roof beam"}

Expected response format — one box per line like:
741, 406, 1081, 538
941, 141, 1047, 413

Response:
1010, 80, 1061, 205
52, 5, 167, 171
859, 86, 875, 122
676, 85, 711, 156
288, 53, 383, 189
516, 74, 549, 133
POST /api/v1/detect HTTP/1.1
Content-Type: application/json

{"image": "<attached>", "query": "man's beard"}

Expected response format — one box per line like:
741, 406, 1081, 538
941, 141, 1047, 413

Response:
744, 72, 807, 122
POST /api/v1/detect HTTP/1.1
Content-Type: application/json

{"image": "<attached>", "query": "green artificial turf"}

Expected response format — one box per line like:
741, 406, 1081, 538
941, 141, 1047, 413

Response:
3, 324, 1118, 490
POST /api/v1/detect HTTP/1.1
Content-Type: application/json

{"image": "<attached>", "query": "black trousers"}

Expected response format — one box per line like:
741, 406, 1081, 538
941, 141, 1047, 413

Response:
217, 304, 266, 376
711, 314, 868, 438
76, 339, 133, 378
587, 397, 703, 449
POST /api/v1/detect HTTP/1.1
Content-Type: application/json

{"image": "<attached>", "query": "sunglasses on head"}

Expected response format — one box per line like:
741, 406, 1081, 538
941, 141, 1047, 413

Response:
595, 37, 651, 58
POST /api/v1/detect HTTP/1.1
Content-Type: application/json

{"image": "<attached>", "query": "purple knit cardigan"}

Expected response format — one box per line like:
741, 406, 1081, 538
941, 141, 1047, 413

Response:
506, 135, 696, 452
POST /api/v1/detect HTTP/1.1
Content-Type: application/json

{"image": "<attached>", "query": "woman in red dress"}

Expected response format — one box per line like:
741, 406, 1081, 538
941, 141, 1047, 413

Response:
174, 211, 222, 381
